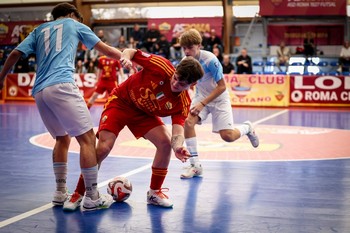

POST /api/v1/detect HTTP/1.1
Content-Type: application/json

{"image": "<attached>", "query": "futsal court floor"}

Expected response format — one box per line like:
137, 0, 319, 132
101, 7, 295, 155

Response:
0, 102, 349, 233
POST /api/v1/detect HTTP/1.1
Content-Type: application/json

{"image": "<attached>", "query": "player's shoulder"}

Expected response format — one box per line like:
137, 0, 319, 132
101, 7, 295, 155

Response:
199, 50, 217, 62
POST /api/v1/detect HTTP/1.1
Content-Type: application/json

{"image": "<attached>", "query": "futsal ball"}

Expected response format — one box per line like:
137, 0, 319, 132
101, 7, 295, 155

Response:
107, 176, 132, 202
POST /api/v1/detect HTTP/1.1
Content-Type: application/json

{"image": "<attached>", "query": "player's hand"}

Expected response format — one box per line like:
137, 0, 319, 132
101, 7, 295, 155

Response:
174, 146, 190, 163
120, 57, 133, 69
190, 102, 204, 116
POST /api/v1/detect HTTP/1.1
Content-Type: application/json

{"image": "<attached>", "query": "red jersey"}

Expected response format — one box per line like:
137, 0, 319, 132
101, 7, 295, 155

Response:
109, 50, 191, 126
97, 56, 122, 82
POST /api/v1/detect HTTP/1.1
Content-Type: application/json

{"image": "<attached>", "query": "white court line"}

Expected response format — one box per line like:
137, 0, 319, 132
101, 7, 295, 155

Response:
0, 163, 152, 229
1, 109, 290, 228
252, 109, 289, 125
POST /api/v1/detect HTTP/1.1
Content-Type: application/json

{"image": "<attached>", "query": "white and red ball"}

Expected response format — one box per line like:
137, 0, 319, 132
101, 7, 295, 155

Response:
107, 176, 132, 202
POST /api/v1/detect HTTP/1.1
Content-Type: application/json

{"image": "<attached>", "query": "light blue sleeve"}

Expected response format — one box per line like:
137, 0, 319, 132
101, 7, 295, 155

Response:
16, 29, 37, 57
76, 22, 100, 50
208, 57, 224, 83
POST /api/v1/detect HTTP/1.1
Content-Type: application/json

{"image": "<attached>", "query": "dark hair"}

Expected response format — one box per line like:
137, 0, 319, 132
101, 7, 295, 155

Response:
51, 3, 83, 22
176, 56, 204, 84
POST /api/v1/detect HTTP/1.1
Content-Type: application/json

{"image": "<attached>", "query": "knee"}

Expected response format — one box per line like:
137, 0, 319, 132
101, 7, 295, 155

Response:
220, 130, 239, 142
157, 137, 172, 154
56, 135, 71, 148
184, 117, 196, 130
96, 140, 113, 162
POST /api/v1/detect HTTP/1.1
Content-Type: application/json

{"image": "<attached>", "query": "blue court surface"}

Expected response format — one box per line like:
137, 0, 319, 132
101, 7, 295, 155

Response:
0, 102, 350, 233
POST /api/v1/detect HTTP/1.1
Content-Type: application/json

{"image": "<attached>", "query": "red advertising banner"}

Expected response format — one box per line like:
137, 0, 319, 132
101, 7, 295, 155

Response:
260, 0, 346, 16
268, 24, 344, 46
0, 21, 44, 45
3, 73, 105, 102
290, 75, 350, 107
148, 17, 222, 42
224, 74, 290, 107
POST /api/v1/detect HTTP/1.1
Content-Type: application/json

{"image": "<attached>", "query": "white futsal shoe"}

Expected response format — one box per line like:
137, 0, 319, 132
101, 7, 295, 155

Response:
147, 188, 173, 208
180, 164, 203, 179
244, 121, 259, 148
52, 190, 68, 206
81, 192, 113, 211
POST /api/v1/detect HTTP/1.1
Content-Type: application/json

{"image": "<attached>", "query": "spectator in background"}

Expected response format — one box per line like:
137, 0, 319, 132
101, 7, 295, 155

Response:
75, 59, 86, 74
222, 54, 235, 75
143, 23, 161, 53
97, 29, 107, 43
86, 60, 98, 74
207, 29, 223, 52
152, 34, 170, 59
339, 40, 350, 73
14, 56, 30, 73
236, 48, 252, 74
130, 24, 144, 49
170, 33, 185, 64
200, 30, 211, 51
75, 43, 86, 64
276, 41, 291, 72
303, 32, 315, 57
114, 35, 128, 50
84, 47, 99, 66
128, 37, 138, 49
212, 46, 223, 64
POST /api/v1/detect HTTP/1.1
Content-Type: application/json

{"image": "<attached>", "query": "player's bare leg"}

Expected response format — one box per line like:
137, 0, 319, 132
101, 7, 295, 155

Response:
52, 135, 70, 206
144, 125, 173, 208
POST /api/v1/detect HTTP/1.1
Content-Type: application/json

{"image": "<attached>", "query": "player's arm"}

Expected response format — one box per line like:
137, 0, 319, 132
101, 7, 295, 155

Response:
171, 124, 190, 163
94, 41, 122, 61
190, 63, 226, 116
0, 49, 22, 90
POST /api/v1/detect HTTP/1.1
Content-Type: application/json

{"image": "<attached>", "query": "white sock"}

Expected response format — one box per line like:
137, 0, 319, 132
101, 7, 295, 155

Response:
53, 162, 67, 193
236, 124, 250, 137
82, 165, 99, 200
185, 137, 200, 166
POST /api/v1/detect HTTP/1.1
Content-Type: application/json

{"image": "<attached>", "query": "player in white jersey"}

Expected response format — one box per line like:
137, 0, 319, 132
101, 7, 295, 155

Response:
179, 29, 260, 178
0, 3, 125, 211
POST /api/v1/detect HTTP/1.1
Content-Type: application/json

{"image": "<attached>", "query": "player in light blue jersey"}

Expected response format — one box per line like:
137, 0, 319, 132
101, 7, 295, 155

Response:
179, 29, 260, 178
0, 3, 124, 211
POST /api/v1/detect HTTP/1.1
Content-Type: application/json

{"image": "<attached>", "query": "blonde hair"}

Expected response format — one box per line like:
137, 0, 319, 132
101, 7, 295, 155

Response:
179, 29, 202, 47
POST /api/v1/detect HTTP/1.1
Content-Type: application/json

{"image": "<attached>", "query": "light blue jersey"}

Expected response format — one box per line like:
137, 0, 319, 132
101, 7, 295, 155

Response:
16, 18, 100, 96
195, 50, 229, 102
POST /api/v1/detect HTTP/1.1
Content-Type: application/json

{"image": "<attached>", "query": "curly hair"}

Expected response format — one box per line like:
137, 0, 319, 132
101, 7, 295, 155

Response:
51, 3, 83, 22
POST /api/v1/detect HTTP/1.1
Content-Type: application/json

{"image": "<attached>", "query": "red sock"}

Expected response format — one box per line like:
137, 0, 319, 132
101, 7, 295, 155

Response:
74, 174, 85, 195
150, 167, 168, 190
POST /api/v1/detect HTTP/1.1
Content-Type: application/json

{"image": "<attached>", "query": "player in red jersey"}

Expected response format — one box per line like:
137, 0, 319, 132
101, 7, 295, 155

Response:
86, 55, 125, 109
63, 48, 204, 210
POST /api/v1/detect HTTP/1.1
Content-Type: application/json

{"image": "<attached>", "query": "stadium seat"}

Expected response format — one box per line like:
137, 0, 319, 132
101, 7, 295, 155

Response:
317, 61, 328, 67
290, 62, 303, 66
330, 61, 339, 67
266, 61, 275, 66
328, 71, 339, 75
276, 71, 287, 75
253, 61, 264, 66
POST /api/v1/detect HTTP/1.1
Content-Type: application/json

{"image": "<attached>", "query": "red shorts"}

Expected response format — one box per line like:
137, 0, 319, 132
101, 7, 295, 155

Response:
97, 97, 164, 139
95, 80, 117, 95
